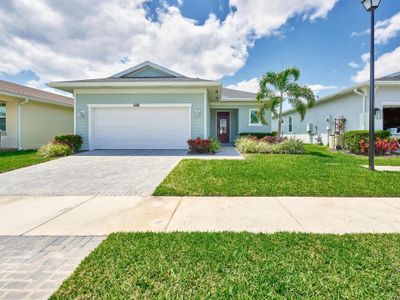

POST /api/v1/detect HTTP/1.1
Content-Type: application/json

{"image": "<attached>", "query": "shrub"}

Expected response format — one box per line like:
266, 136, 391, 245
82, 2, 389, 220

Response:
209, 138, 221, 153
235, 137, 260, 153
344, 130, 390, 153
187, 138, 220, 154
359, 138, 399, 156
238, 132, 275, 139
235, 136, 304, 154
271, 139, 304, 154
54, 135, 83, 151
38, 142, 73, 158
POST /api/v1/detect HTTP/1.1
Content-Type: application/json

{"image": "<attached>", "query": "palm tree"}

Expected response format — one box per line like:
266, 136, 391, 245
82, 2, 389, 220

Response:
256, 67, 316, 137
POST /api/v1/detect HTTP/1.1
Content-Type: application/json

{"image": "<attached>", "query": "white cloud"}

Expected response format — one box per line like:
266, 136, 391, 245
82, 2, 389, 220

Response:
226, 77, 259, 93
375, 12, 400, 45
307, 84, 337, 94
351, 29, 369, 37
351, 12, 400, 45
361, 52, 370, 63
352, 46, 400, 82
227, 78, 337, 95
348, 61, 360, 69
0, 0, 338, 91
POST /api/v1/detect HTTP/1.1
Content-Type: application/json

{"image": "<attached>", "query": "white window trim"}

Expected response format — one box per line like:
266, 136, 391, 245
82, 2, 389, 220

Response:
0, 103, 6, 132
248, 109, 262, 126
288, 116, 293, 133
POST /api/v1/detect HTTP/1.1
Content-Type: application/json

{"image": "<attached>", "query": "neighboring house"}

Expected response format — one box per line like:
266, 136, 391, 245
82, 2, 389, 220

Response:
273, 72, 400, 145
0, 80, 73, 150
49, 61, 270, 150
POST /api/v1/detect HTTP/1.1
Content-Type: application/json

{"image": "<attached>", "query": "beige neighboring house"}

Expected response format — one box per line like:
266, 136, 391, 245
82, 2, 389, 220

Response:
0, 80, 73, 150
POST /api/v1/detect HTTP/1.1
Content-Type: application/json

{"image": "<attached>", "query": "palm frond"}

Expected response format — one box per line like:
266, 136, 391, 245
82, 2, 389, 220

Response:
287, 83, 316, 121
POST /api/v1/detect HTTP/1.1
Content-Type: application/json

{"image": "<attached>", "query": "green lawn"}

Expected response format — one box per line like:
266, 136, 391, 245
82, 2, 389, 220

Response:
154, 145, 400, 197
0, 150, 53, 173
51, 232, 400, 299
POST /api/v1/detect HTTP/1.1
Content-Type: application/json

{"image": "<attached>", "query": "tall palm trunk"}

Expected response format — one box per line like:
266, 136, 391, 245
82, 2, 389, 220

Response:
277, 95, 283, 137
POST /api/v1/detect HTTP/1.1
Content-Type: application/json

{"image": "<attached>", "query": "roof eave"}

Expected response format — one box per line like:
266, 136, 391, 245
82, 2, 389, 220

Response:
0, 89, 73, 108
220, 98, 256, 101
280, 80, 400, 116
48, 81, 222, 93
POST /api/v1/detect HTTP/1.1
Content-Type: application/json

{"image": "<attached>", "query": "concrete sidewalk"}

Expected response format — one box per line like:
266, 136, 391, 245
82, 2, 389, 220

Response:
1, 196, 400, 235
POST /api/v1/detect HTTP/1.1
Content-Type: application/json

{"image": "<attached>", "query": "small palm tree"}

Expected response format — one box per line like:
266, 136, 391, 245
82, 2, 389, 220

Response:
256, 67, 316, 137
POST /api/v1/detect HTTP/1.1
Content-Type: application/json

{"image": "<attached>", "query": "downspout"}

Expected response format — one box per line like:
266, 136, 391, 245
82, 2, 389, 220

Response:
17, 98, 29, 150
354, 88, 367, 130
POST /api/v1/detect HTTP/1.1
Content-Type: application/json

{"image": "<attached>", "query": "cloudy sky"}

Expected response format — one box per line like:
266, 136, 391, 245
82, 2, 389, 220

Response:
0, 0, 399, 97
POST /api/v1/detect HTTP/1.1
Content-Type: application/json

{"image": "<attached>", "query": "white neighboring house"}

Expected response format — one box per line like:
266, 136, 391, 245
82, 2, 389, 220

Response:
273, 72, 400, 145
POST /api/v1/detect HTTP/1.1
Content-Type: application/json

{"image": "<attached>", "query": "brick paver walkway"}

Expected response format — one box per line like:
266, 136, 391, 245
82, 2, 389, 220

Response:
0, 236, 104, 299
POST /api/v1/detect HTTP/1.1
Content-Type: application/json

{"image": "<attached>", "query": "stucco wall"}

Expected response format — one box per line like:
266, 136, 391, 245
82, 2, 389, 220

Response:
21, 101, 73, 149
75, 90, 206, 150
274, 85, 400, 144
0, 100, 18, 148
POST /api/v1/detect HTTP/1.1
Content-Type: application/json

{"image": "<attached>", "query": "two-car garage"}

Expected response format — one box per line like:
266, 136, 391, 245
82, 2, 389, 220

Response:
89, 104, 191, 150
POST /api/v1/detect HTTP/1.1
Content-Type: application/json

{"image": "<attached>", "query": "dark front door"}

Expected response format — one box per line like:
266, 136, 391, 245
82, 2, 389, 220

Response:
217, 112, 230, 143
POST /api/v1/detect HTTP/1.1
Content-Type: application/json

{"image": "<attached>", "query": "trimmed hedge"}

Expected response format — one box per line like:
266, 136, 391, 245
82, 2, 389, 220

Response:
344, 130, 391, 153
238, 132, 277, 139
54, 135, 83, 151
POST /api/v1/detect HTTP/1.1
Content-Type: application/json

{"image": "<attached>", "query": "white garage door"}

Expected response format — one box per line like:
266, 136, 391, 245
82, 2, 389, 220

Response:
91, 106, 190, 149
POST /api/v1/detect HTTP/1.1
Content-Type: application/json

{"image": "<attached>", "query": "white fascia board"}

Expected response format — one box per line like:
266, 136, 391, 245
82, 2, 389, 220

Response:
87, 103, 192, 108
74, 88, 209, 95
210, 102, 258, 107
48, 81, 221, 92
221, 98, 256, 101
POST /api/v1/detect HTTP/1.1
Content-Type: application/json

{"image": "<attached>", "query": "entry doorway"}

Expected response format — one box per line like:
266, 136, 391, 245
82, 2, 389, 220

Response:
217, 111, 230, 143
383, 107, 400, 135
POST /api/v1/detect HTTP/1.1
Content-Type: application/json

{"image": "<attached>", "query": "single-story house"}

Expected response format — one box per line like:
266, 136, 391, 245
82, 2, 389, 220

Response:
49, 61, 271, 150
0, 80, 73, 150
273, 72, 400, 145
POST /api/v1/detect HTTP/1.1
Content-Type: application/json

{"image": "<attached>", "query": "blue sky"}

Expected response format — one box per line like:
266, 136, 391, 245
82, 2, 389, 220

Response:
0, 0, 399, 97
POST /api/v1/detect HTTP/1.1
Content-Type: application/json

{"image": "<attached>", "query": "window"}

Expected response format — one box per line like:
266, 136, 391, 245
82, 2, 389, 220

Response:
249, 109, 261, 126
288, 116, 293, 133
0, 103, 5, 131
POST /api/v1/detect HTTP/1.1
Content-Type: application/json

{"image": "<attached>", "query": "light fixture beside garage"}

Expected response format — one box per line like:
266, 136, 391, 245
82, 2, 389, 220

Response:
77, 110, 86, 118
194, 109, 202, 117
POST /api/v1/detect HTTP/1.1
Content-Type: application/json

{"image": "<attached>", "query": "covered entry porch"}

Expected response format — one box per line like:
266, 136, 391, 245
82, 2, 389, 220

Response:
209, 109, 239, 144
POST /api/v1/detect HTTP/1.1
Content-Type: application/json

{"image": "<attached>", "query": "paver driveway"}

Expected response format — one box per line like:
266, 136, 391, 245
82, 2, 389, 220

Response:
0, 150, 186, 196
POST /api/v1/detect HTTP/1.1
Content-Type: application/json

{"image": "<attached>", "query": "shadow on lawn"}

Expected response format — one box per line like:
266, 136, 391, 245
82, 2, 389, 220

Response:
304, 150, 333, 158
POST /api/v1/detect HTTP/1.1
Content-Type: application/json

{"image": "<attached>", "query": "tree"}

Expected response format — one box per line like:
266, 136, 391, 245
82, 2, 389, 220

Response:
256, 67, 316, 137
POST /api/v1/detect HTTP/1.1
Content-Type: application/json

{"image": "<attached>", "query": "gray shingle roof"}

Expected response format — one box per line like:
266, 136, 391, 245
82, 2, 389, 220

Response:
0, 80, 72, 106
377, 72, 400, 81
221, 88, 256, 99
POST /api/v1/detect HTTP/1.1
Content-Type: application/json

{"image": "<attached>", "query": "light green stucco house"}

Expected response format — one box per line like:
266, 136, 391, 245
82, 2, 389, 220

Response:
50, 61, 270, 150
0, 80, 73, 150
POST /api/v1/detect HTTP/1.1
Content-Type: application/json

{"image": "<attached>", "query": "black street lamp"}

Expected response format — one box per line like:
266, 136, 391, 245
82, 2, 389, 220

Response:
361, 0, 381, 171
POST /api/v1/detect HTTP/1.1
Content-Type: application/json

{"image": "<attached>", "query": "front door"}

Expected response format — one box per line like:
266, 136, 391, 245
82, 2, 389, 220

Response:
217, 112, 230, 143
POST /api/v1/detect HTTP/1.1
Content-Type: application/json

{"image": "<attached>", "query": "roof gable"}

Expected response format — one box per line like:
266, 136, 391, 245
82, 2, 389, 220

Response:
112, 61, 184, 78
123, 66, 175, 78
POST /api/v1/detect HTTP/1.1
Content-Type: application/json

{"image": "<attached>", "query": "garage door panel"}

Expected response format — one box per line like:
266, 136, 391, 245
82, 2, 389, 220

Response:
91, 106, 190, 149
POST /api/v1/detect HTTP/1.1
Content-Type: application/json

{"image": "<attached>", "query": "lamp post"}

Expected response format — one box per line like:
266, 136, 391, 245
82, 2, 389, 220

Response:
361, 0, 381, 171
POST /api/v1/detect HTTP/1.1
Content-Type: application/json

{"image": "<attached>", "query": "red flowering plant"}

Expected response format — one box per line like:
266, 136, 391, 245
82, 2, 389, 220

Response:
359, 138, 399, 155
187, 137, 221, 153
